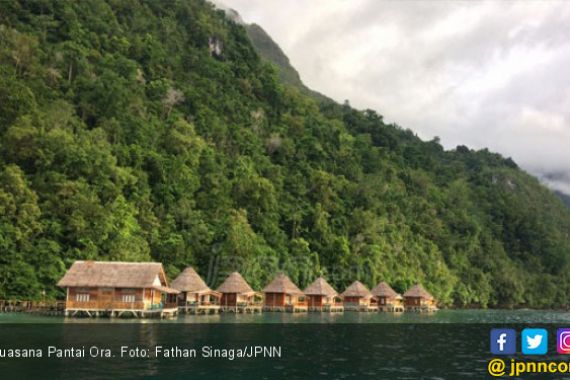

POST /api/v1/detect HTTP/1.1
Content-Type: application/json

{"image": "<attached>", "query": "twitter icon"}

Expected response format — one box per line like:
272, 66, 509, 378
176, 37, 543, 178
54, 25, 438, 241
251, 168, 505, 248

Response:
522, 328, 548, 355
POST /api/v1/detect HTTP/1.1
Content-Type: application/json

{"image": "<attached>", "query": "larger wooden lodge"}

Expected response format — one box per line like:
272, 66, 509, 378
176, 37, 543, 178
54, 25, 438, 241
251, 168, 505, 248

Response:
57, 261, 179, 318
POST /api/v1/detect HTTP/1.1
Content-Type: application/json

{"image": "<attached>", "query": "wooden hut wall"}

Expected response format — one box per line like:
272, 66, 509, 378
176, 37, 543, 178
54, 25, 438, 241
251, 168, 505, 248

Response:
307, 295, 323, 307
405, 297, 421, 306
221, 293, 237, 306
264, 293, 286, 307
344, 296, 362, 304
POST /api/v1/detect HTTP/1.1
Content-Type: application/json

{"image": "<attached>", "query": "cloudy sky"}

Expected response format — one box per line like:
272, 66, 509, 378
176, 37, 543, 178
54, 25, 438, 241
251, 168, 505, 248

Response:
219, 0, 570, 194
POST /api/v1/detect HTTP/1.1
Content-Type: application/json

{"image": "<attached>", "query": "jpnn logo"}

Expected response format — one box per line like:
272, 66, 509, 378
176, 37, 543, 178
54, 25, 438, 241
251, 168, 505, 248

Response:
491, 329, 516, 355
522, 329, 548, 355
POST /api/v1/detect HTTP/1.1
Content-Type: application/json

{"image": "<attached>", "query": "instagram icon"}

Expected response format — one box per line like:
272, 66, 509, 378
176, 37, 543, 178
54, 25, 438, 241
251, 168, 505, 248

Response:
557, 329, 570, 354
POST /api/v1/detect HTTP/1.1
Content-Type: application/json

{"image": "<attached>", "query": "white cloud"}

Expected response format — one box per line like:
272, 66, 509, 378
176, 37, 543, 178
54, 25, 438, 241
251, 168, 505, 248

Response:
219, 0, 570, 193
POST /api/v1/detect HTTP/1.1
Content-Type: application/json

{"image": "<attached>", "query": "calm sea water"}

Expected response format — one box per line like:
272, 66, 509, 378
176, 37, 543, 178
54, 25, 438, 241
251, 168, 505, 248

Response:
0, 310, 569, 379
3, 308, 570, 324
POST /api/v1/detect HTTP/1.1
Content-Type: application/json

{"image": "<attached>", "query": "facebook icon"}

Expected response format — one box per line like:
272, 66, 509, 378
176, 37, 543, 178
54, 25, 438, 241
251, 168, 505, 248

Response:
491, 329, 516, 355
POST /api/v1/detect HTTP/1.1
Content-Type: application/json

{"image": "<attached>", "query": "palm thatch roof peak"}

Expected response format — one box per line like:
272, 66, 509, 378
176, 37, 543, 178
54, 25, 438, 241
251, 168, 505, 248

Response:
216, 272, 255, 294
371, 281, 398, 298
303, 277, 338, 297
171, 266, 210, 293
403, 283, 434, 300
262, 273, 303, 295
341, 280, 372, 298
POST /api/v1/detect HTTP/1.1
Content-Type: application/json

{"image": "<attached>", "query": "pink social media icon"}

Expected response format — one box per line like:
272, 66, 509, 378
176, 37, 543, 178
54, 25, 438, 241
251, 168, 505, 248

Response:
557, 329, 570, 354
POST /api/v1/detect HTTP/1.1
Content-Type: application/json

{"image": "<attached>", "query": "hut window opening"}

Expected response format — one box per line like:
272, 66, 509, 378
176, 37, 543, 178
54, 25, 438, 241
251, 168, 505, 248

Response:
122, 294, 136, 303
76, 293, 90, 302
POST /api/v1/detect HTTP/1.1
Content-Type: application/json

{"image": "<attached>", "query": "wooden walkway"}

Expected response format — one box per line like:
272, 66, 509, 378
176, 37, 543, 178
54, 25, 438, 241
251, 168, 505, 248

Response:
64, 307, 178, 319
1, 299, 437, 317
0, 300, 178, 318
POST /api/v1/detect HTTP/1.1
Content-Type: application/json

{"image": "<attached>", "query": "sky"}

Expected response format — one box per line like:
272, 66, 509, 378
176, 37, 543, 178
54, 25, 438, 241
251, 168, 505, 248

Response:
217, 0, 570, 194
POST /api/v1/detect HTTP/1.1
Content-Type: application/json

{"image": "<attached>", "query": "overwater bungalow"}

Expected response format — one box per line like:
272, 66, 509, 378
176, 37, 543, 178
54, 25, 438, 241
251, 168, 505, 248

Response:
403, 283, 438, 312
371, 281, 404, 312
171, 267, 221, 314
57, 261, 179, 318
341, 281, 378, 311
216, 272, 262, 313
303, 277, 343, 312
263, 273, 308, 312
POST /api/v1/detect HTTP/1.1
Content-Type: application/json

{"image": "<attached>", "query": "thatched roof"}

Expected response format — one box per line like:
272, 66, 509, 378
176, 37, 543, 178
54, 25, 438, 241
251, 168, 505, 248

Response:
171, 267, 211, 293
303, 277, 338, 297
371, 281, 398, 298
403, 284, 434, 300
57, 261, 178, 293
216, 272, 255, 294
262, 273, 303, 295
341, 281, 372, 298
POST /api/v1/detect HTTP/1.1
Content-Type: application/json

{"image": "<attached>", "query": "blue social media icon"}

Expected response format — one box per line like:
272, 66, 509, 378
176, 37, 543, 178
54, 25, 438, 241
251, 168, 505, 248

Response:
491, 328, 516, 355
522, 328, 548, 355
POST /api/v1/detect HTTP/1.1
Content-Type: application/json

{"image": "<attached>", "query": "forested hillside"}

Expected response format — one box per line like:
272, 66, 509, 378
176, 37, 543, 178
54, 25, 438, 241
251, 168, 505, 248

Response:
554, 190, 570, 208
1, 0, 570, 307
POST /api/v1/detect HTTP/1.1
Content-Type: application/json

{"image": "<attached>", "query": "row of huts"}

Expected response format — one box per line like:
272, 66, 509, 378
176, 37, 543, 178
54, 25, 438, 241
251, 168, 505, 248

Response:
57, 261, 437, 318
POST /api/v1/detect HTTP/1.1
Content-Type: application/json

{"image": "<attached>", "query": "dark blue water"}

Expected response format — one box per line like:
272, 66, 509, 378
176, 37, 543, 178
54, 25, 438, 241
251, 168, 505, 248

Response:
4, 309, 570, 324
1, 310, 570, 379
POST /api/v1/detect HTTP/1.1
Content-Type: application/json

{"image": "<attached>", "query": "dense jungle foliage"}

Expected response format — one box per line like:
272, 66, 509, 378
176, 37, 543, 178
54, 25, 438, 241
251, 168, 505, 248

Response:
555, 191, 570, 208
1, 0, 570, 307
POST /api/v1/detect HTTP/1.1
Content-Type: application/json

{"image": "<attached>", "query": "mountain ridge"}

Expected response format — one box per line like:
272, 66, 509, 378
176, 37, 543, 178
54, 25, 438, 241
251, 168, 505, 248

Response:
211, 1, 332, 102
244, 23, 332, 103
